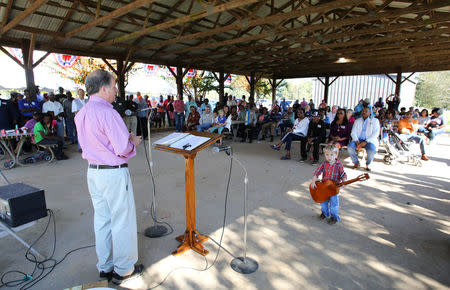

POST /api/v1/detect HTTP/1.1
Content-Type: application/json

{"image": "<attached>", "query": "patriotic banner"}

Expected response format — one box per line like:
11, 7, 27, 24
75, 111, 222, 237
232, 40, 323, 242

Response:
226, 74, 232, 83
143, 64, 158, 75
186, 69, 196, 78
165, 66, 177, 78
8, 48, 23, 63
53, 53, 80, 68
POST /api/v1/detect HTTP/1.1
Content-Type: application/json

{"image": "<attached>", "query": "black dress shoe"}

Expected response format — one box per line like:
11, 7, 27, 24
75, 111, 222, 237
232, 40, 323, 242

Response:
270, 135, 274, 142
99, 271, 113, 281
112, 264, 144, 285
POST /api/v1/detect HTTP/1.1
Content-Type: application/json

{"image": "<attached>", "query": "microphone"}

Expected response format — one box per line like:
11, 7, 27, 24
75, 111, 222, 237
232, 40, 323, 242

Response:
212, 145, 231, 155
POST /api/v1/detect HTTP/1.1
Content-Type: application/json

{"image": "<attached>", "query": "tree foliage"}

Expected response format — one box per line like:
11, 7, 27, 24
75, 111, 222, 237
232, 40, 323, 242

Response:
50, 57, 138, 89
415, 71, 450, 108
50, 57, 109, 86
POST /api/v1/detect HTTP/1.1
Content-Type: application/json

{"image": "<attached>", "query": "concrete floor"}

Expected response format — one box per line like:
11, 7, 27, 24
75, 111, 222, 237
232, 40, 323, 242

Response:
0, 132, 449, 290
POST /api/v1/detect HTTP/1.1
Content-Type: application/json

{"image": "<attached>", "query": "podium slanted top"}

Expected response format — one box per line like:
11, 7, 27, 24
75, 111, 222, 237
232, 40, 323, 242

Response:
154, 131, 222, 157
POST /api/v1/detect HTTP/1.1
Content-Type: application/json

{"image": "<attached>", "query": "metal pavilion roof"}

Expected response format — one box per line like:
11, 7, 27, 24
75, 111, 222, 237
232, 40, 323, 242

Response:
0, 0, 449, 78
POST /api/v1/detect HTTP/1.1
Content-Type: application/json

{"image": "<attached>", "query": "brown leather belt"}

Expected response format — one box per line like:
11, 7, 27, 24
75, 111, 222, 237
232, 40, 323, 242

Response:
89, 164, 128, 169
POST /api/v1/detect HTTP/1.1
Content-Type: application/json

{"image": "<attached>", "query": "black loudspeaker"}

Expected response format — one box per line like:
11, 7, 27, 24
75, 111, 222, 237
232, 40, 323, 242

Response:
0, 183, 47, 227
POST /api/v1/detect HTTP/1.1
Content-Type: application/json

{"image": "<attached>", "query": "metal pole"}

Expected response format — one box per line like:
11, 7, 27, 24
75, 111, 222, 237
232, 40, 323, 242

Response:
0, 221, 45, 259
230, 153, 258, 274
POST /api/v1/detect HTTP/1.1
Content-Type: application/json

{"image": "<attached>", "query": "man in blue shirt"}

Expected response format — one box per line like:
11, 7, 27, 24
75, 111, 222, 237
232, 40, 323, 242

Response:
200, 98, 212, 114
18, 89, 41, 124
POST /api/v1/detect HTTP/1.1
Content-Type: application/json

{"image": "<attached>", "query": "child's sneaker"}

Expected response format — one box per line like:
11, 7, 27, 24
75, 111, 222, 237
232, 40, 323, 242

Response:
319, 213, 326, 220
327, 217, 338, 225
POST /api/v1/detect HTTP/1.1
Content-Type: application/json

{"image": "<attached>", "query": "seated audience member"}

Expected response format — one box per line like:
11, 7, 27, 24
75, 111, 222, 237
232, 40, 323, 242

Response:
374, 97, 384, 109
348, 107, 380, 171
353, 99, 364, 118
307, 111, 327, 165
300, 98, 308, 109
259, 107, 281, 142
425, 108, 447, 142
399, 107, 407, 118
318, 100, 327, 109
34, 113, 67, 160
279, 107, 295, 135
326, 106, 338, 124
318, 109, 330, 127
42, 93, 65, 147
186, 105, 200, 131
230, 106, 238, 121
417, 109, 429, 132
200, 98, 212, 114
346, 109, 355, 124
256, 107, 270, 140
309, 99, 315, 110
238, 104, 257, 143
397, 111, 429, 161
209, 109, 228, 134
197, 106, 214, 131
23, 112, 40, 132
328, 108, 352, 149
271, 109, 309, 160
304, 104, 312, 119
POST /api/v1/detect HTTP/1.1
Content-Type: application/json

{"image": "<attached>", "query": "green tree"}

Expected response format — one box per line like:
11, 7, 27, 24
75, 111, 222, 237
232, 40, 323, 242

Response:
415, 71, 450, 108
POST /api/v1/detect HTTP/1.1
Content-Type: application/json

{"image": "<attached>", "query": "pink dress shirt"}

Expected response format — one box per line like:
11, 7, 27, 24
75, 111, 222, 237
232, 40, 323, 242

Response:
75, 96, 136, 166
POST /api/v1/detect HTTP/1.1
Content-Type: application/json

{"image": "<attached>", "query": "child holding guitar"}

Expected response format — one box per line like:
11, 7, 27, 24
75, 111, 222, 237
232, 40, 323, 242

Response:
310, 144, 347, 225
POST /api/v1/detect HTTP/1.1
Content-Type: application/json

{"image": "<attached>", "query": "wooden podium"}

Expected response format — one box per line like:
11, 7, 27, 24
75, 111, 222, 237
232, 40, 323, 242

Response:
154, 131, 223, 256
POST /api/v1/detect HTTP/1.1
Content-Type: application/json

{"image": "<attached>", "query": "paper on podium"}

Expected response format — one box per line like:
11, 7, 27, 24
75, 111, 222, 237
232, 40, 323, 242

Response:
154, 133, 210, 150
170, 135, 210, 150
153, 133, 189, 146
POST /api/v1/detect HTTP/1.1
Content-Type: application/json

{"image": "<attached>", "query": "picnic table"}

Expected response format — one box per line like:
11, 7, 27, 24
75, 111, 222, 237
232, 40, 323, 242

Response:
0, 131, 35, 169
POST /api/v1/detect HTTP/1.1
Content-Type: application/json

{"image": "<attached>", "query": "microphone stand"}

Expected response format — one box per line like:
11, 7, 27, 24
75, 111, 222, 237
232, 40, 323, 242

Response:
143, 109, 169, 238
228, 149, 258, 274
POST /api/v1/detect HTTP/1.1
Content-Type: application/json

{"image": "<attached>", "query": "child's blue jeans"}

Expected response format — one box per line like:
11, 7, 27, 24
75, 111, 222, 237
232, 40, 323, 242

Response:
321, 194, 340, 221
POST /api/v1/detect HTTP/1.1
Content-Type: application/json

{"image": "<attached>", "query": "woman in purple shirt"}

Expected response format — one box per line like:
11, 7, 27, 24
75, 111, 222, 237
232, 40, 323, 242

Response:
328, 108, 352, 149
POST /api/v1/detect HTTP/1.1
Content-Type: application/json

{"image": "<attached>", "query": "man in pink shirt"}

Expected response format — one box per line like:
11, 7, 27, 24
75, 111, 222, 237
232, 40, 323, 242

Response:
75, 69, 143, 285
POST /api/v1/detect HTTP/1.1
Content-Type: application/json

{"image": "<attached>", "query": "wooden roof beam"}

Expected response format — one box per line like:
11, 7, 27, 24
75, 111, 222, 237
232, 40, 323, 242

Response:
97, 0, 262, 47
0, 0, 49, 35
1, 0, 13, 28
65, 0, 157, 38
145, 0, 371, 54
187, 0, 450, 59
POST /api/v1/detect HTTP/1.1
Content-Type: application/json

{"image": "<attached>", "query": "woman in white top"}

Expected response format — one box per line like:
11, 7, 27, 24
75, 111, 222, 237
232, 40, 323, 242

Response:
271, 109, 309, 160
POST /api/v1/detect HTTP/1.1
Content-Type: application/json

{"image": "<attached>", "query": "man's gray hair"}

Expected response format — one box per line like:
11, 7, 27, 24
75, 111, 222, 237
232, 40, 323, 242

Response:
85, 69, 113, 96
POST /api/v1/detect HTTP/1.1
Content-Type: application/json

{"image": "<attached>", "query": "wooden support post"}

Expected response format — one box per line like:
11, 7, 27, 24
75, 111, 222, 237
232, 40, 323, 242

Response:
395, 71, 402, 97
249, 72, 256, 101
218, 70, 225, 106
21, 39, 36, 97
176, 65, 184, 99
116, 60, 126, 98
271, 77, 277, 104
323, 76, 330, 104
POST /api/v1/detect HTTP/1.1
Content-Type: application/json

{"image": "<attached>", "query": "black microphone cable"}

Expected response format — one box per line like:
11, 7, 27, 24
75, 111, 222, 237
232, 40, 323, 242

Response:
0, 209, 95, 290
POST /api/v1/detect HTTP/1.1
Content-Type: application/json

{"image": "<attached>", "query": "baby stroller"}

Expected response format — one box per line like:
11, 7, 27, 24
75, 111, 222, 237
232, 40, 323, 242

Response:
380, 126, 422, 166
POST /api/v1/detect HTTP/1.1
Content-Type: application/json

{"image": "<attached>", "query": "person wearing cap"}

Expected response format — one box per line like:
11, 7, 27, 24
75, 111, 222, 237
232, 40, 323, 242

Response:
348, 107, 380, 171
75, 69, 144, 285
357, 98, 374, 118
306, 111, 327, 165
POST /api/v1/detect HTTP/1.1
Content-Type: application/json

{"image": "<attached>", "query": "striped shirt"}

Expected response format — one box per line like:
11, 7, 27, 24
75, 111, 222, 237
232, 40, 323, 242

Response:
313, 159, 347, 183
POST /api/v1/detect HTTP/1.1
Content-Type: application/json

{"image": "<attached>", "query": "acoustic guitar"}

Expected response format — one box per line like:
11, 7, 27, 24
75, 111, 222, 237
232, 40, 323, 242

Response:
309, 173, 370, 203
